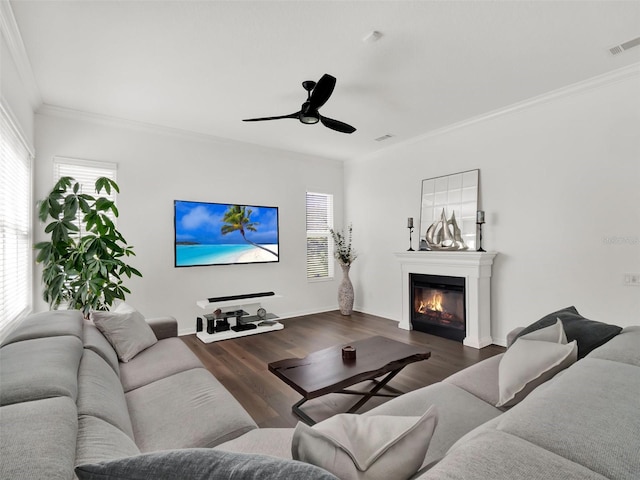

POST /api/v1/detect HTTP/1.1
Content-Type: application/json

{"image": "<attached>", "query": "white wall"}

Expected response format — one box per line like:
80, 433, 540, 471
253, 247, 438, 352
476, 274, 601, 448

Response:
345, 69, 640, 344
33, 112, 345, 334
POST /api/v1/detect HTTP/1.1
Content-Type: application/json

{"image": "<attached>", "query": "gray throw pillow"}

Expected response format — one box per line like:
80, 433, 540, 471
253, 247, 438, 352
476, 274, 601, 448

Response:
91, 304, 157, 363
292, 406, 438, 480
75, 449, 339, 480
513, 306, 621, 358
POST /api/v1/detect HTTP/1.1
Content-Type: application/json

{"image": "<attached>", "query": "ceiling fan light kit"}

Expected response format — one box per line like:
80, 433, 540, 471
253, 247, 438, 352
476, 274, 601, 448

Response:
300, 102, 320, 124
243, 74, 356, 134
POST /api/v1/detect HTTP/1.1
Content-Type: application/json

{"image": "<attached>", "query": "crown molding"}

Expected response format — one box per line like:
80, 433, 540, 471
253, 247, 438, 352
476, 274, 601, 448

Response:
0, 0, 42, 108
355, 62, 640, 163
36, 103, 339, 164
36, 103, 271, 149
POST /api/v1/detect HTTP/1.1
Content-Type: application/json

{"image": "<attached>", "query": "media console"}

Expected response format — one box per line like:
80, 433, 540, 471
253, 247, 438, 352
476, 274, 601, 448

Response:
195, 292, 283, 344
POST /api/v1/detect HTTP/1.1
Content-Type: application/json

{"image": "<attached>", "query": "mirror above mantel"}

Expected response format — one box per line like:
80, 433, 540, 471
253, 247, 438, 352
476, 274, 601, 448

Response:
419, 169, 479, 251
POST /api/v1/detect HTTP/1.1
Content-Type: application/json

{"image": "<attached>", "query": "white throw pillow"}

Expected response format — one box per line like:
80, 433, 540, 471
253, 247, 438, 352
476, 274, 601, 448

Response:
496, 338, 577, 407
91, 305, 157, 363
291, 406, 438, 480
518, 318, 567, 344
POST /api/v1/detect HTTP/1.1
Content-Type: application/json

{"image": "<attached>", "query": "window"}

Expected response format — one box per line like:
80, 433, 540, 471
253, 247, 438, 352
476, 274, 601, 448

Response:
0, 104, 33, 334
306, 192, 334, 280
53, 157, 118, 235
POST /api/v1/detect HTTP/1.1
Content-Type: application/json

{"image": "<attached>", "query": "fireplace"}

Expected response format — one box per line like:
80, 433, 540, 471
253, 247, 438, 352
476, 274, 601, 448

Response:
395, 251, 497, 349
411, 274, 466, 342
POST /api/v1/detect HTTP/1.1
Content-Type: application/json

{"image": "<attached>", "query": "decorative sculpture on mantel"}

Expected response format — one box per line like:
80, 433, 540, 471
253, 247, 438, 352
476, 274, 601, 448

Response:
425, 209, 468, 251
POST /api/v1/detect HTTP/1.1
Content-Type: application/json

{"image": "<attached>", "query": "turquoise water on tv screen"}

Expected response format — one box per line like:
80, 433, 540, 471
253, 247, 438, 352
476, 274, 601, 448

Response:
175, 244, 277, 266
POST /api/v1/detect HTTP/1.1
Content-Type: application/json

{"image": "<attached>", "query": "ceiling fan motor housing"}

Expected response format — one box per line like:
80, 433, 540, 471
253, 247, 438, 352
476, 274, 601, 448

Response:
300, 101, 320, 124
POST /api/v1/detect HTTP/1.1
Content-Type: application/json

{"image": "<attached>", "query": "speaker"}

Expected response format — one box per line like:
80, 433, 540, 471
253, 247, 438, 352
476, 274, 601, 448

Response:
196, 317, 203, 332
206, 318, 215, 334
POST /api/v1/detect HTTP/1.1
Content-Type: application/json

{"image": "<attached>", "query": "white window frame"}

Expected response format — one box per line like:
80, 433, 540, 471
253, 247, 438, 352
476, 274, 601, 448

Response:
306, 192, 334, 281
53, 157, 118, 235
0, 102, 34, 338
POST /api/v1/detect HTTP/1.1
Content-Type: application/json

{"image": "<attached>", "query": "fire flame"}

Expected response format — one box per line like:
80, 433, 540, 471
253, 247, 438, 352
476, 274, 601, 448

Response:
417, 293, 443, 314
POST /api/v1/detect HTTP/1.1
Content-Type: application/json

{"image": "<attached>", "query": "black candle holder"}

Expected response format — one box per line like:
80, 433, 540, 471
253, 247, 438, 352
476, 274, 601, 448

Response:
407, 226, 415, 251
476, 220, 486, 252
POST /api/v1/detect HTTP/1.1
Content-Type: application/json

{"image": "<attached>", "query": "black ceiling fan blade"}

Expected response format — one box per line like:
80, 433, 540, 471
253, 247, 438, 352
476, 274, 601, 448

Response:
308, 74, 336, 110
320, 116, 356, 134
243, 112, 299, 122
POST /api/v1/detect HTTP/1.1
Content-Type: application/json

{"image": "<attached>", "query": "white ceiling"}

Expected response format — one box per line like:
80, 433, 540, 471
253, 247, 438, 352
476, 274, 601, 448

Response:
9, 0, 640, 161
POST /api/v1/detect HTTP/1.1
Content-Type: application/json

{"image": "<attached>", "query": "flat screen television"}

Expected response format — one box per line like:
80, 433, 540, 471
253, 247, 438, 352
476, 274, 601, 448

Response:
174, 200, 279, 267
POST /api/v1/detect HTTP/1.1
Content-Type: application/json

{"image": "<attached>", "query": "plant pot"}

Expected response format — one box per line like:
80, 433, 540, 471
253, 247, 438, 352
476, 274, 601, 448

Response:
338, 263, 354, 316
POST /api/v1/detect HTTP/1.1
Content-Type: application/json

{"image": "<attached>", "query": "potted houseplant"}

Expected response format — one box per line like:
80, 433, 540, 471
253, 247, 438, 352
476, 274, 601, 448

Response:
330, 223, 357, 315
34, 176, 142, 317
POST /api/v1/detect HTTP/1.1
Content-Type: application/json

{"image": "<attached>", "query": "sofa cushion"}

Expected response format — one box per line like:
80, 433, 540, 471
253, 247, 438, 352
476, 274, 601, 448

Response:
215, 428, 296, 459
75, 449, 339, 480
1, 309, 83, 346
416, 430, 609, 480
83, 320, 120, 375
119, 337, 204, 392
77, 349, 135, 440
443, 353, 502, 405
76, 415, 141, 467
126, 368, 257, 451
496, 339, 577, 408
586, 326, 640, 366
513, 306, 621, 358
0, 397, 78, 480
363, 381, 501, 468
495, 357, 640, 479
292, 406, 438, 480
146, 316, 178, 340
0, 335, 83, 405
92, 306, 158, 362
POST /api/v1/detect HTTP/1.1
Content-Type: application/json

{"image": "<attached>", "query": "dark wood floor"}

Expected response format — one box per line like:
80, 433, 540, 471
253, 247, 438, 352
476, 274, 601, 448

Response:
181, 311, 504, 428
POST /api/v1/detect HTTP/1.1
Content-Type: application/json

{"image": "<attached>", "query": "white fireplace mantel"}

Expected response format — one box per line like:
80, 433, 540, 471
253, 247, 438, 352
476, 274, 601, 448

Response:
394, 251, 497, 349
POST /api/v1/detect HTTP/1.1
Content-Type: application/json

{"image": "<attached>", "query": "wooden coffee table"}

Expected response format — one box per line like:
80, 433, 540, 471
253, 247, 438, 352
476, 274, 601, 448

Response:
268, 336, 431, 425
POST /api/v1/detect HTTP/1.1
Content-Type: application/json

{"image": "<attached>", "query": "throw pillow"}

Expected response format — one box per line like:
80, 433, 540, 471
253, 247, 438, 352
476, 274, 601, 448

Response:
291, 405, 438, 480
517, 318, 567, 344
496, 338, 577, 408
75, 448, 339, 480
91, 306, 157, 363
513, 306, 621, 358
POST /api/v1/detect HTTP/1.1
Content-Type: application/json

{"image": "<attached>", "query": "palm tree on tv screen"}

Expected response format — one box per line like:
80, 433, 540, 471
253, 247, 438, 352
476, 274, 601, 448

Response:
221, 205, 278, 258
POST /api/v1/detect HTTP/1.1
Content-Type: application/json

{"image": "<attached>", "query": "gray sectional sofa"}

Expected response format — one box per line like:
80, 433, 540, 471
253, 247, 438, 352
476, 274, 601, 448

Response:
0, 310, 334, 479
215, 320, 640, 479
1, 308, 639, 479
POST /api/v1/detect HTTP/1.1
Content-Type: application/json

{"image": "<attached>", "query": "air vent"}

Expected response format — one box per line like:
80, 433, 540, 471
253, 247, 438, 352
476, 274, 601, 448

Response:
609, 36, 640, 56
374, 134, 394, 142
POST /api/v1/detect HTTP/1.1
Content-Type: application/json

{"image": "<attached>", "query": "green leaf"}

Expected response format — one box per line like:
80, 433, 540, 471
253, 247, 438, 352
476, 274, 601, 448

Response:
37, 200, 50, 222
95, 198, 113, 212
95, 177, 110, 195
62, 220, 80, 232
44, 221, 59, 234
48, 197, 63, 219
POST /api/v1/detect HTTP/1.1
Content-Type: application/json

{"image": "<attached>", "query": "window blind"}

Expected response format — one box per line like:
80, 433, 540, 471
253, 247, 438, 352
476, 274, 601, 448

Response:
53, 157, 118, 234
0, 106, 32, 334
306, 192, 334, 279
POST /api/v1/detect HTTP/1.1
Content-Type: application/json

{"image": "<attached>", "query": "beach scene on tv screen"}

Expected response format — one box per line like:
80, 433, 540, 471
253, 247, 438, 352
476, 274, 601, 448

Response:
175, 200, 279, 266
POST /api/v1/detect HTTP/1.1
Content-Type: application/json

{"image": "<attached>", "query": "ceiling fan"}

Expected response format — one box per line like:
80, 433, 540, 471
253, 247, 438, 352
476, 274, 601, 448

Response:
243, 74, 356, 134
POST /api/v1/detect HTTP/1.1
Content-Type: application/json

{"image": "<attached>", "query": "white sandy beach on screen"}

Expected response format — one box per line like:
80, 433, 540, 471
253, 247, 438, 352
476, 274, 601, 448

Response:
236, 245, 279, 263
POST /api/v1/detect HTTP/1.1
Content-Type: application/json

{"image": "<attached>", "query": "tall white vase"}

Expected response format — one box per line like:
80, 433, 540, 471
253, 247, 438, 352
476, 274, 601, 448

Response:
338, 263, 354, 315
